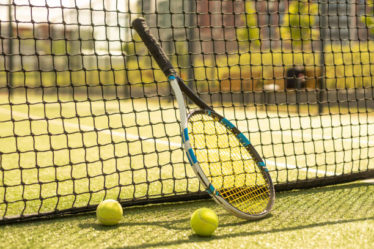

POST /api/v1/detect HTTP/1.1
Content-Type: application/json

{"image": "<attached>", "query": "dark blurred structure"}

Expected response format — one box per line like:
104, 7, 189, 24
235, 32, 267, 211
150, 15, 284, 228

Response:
286, 67, 306, 90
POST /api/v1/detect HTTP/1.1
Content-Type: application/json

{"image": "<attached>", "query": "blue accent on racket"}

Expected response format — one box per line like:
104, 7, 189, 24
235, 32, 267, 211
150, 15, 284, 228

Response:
221, 118, 235, 129
183, 128, 189, 142
188, 148, 198, 164
186, 152, 193, 166
237, 133, 251, 146
258, 161, 266, 167
168, 75, 176, 80
206, 184, 219, 196
258, 161, 269, 172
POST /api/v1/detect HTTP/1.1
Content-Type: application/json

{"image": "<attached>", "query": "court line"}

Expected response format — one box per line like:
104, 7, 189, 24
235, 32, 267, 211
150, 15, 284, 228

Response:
362, 178, 374, 184
0, 107, 337, 176
265, 160, 334, 176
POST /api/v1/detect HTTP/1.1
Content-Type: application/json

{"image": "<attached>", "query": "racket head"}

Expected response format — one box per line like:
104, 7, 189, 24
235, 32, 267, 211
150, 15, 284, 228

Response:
185, 109, 275, 219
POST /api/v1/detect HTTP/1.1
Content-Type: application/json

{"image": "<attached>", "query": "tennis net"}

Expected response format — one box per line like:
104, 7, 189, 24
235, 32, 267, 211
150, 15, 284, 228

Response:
1, 0, 373, 223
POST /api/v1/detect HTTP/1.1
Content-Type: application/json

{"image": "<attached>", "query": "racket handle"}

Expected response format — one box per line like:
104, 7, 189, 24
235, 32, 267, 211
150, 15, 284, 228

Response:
132, 17, 176, 77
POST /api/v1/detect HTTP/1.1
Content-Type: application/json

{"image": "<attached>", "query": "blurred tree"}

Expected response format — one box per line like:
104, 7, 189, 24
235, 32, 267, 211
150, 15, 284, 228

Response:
236, 0, 260, 48
361, 0, 374, 34
281, 0, 318, 47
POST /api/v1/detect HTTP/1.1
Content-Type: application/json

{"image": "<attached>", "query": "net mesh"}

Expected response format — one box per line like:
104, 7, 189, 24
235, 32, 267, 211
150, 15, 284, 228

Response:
1, 0, 374, 223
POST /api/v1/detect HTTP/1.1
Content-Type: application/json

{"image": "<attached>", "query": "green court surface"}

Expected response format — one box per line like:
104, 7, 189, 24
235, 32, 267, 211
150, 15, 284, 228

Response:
1, 93, 374, 219
0, 180, 373, 249
1, 1, 374, 248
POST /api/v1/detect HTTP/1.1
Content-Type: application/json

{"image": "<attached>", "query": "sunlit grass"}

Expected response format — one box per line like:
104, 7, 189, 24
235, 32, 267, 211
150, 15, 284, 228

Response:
1, 181, 373, 249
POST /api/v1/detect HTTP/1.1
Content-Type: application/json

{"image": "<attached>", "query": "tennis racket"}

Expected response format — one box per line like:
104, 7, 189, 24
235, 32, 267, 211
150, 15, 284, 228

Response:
132, 17, 275, 219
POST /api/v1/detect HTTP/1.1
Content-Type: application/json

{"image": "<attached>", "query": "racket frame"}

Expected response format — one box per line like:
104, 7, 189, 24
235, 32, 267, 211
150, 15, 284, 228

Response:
185, 109, 275, 219
132, 17, 275, 219
174, 81, 274, 218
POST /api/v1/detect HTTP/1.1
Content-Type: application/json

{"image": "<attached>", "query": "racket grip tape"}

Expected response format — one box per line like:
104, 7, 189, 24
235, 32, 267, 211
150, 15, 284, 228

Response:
132, 17, 176, 77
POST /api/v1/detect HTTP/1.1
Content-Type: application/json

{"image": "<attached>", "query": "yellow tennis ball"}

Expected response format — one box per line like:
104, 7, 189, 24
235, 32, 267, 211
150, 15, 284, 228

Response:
96, 199, 123, 225
190, 208, 219, 236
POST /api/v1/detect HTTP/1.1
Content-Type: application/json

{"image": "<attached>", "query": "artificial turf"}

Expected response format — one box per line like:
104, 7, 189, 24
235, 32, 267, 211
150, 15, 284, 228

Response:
1, 181, 373, 249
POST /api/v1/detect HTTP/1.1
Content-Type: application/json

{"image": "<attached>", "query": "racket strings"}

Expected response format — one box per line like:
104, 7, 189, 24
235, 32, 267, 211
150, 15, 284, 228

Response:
220, 185, 270, 213
188, 113, 270, 215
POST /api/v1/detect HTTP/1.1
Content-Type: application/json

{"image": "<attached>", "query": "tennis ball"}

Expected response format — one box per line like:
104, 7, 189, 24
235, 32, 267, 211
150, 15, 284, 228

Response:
190, 208, 219, 236
96, 199, 123, 225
